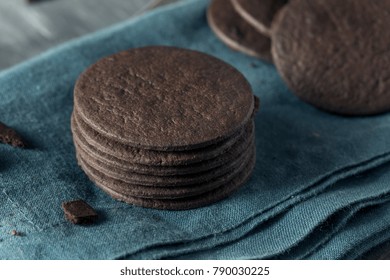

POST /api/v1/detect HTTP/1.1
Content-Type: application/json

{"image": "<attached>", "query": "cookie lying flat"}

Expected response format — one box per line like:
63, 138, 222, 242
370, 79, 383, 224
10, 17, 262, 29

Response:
78, 145, 256, 210
72, 114, 252, 176
73, 117, 250, 175
207, 0, 272, 61
74, 46, 254, 150
231, 0, 288, 36
72, 109, 246, 167
76, 140, 254, 200
76, 130, 253, 187
272, 0, 390, 115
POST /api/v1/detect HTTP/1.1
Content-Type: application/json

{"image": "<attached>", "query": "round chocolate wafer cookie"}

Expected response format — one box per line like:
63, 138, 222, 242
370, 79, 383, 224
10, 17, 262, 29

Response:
76, 140, 254, 200
75, 129, 254, 187
73, 118, 252, 176
207, 0, 272, 61
231, 0, 288, 36
74, 46, 254, 150
77, 145, 256, 210
272, 0, 390, 115
72, 109, 246, 166
72, 114, 254, 177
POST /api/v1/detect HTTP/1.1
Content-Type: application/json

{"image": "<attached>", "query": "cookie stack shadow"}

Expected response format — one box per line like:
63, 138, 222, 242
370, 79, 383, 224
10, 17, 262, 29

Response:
71, 46, 257, 210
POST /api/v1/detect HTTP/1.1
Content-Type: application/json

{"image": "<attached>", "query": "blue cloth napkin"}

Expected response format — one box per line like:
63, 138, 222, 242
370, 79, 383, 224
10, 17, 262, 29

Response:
1, 0, 390, 259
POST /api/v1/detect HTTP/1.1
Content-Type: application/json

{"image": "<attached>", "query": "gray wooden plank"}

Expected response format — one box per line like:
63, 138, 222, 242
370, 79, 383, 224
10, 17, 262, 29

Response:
0, 0, 160, 69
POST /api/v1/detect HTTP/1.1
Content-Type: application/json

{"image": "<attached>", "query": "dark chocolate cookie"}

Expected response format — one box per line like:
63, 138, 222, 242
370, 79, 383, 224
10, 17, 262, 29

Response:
78, 145, 256, 210
272, 0, 390, 115
76, 140, 255, 200
72, 46, 258, 209
72, 113, 254, 177
207, 0, 272, 61
72, 109, 246, 166
74, 46, 254, 150
75, 129, 253, 187
231, 0, 288, 36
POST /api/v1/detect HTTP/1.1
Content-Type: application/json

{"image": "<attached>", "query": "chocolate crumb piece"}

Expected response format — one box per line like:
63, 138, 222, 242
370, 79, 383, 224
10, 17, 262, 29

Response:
0, 122, 26, 148
61, 200, 98, 225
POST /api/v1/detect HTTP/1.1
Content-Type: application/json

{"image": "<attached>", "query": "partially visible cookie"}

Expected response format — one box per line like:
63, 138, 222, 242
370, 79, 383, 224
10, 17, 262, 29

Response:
76, 131, 253, 187
76, 140, 254, 200
72, 113, 252, 175
207, 0, 272, 61
272, 0, 390, 115
78, 145, 256, 210
72, 109, 246, 167
231, 0, 288, 36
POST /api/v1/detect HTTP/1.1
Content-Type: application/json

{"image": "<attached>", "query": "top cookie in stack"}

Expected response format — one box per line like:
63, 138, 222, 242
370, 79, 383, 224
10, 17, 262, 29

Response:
72, 46, 257, 210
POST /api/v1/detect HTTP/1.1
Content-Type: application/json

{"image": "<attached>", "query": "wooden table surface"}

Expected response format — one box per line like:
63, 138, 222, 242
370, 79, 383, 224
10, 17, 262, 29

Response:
0, 0, 177, 70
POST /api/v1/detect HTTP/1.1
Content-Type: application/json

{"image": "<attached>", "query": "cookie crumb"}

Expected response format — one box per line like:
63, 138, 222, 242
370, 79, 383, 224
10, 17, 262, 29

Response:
11, 230, 20, 236
62, 200, 98, 225
0, 122, 27, 148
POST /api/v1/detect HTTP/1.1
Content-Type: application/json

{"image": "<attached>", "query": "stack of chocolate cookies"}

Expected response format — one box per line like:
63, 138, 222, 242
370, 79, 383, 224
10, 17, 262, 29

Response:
208, 0, 390, 116
207, 0, 286, 62
71, 46, 257, 210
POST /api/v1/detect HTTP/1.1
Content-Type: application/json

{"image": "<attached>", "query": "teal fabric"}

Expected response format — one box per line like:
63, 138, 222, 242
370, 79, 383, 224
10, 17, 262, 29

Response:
1, 0, 390, 259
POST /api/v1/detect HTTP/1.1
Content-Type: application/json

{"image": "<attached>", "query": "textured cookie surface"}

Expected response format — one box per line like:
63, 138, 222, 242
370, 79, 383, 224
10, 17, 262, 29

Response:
272, 0, 390, 115
207, 0, 272, 61
74, 46, 254, 150
231, 0, 288, 36
72, 113, 254, 177
76, 140, 255, 200
78, 145, 256, 210
72, 110, 246, 166
76, 129, 253, 187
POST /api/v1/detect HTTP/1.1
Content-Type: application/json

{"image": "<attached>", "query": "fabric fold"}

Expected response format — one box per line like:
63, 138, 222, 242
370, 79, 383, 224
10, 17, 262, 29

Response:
307, 202, 390, 260
125, 161, 390, 259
